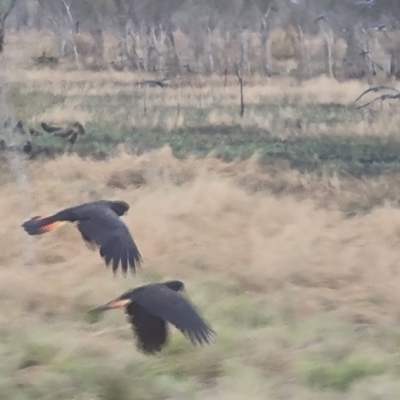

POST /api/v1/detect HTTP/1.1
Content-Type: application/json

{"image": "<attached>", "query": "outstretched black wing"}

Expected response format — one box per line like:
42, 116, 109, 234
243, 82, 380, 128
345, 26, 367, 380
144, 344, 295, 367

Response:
21, 201, 142, 276
132, 285, 215, 347
76, 207, 142, 275
41, 122, 62, 133
126, 301, 168, 354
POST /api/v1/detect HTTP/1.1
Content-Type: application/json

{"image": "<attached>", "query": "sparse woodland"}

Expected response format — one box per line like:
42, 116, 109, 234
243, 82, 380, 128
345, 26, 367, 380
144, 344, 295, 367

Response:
1, 0, 400, 80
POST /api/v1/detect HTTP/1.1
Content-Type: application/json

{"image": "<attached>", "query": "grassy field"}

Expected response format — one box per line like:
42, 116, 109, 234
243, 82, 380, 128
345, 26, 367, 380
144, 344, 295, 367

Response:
5, 68, 400, 179
3, 32, 400, 399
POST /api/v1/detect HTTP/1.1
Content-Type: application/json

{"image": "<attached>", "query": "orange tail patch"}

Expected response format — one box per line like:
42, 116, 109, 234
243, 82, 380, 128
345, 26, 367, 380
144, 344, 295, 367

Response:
33, 216, 66, 233
39, 221, 66, 233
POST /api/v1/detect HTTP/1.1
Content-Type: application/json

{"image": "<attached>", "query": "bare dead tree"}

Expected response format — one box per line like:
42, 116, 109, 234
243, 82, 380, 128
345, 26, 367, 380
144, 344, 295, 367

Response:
61, 0, 81, 69
260, 7, 273, 76
237, 29, 250, 76
0, 0, 18, 54
316, 18, 334, 78
139, 22, 150, 72
204, 26, 214, 75
151, 25, 167, 73
236, 64, 245, 118
297, 24, 311, 79
124, 19, 141, 70
108, 19, 141, 71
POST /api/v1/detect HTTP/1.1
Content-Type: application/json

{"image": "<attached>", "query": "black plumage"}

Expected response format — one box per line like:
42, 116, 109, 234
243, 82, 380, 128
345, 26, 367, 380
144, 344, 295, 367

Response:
90, 281, 216, 354
40, 122, 62, 133
21, 200, 142, 276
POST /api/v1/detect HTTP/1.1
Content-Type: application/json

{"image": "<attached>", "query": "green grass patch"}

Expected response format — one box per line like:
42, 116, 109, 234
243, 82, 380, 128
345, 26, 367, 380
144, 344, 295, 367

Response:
8, 87, 400, 178
298, 353, 386, 391
23, 122, 400, 178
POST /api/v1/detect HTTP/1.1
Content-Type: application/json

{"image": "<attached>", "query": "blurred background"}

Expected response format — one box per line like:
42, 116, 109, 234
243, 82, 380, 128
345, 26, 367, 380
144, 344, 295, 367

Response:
1, 0, 400, 79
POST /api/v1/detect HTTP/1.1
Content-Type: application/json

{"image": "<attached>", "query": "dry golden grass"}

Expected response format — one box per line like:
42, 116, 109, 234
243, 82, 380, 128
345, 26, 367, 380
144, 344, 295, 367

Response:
0, 148, 400, 398
4, 69, 364, 102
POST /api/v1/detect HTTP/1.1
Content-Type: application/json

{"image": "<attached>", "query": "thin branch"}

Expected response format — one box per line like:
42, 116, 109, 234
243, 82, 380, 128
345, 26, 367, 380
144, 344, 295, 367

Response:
236, 64, 245, 118
143, 84, 148, 117
353, 86, 400, 104
356, 93, 400, 109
